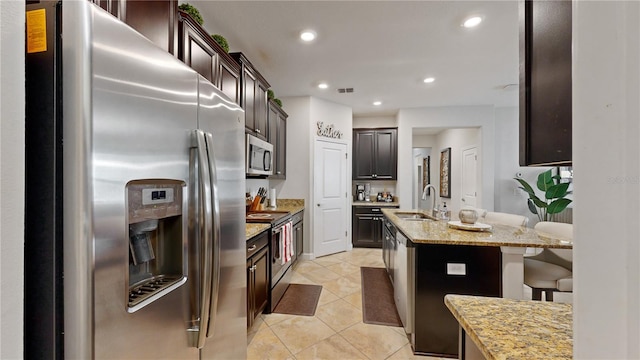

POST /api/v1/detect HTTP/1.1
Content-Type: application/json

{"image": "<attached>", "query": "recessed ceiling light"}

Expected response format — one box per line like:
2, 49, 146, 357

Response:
462, 16, 482, 28
373, 101, 382, 106
318, 83, 328, 89
300, 30, 316, 42
423, 77, 435, 83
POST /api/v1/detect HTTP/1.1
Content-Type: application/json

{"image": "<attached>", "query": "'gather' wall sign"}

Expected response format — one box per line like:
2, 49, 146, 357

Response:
317, 122, 343, 139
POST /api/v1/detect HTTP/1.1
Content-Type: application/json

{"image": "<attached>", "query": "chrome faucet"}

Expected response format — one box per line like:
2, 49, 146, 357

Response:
421, 184, 438, 216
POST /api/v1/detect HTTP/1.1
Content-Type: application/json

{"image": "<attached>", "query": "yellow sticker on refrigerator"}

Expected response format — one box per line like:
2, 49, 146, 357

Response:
26, 9, 47, 53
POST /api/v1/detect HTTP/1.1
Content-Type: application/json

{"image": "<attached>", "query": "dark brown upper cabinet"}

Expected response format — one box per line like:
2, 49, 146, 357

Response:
177, 10, 240, 103
231, 53, 270, 140
353, 128, 398, 180
268, 101, 287, 179
519, 0, 572, 166
93, 0, 179, 56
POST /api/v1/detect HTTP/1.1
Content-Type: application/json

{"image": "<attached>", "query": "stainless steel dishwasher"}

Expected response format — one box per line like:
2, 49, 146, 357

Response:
382, 217, 396, 282
394, 231, 414, 335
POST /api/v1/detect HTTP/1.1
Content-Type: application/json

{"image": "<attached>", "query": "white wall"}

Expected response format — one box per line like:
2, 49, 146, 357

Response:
278, 96, 352, 258
433, 128, 480, 217
412, 147, 431, 209
397, 106, 495, 214
0, 0, 25, 358
573, 1, 640, 358
352, 115, 396, 128
276, 97, 312, 254
493, 107, 551, 225
412, 134, 437, 148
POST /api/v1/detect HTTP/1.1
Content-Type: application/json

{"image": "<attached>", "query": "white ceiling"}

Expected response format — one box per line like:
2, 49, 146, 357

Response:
191, 1, 520, 117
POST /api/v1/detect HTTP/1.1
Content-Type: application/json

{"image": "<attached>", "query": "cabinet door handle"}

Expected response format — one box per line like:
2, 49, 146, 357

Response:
296, 227, 301, 231
371, 208, 381, 212
255, 129, 261, 134
247, 245, 257, 251
277, 171, 282, 174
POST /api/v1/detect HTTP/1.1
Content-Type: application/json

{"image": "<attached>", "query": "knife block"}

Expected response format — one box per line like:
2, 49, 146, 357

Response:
249, 196, 263, 211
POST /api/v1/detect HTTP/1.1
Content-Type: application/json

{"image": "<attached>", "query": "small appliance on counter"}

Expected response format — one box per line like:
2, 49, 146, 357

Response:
356, 183, 366, 201
364, 183, 371, 201
377, 192, 394, 202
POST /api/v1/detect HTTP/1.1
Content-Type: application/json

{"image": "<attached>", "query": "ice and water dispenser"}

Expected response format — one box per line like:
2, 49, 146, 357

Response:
126, 180, 187, 312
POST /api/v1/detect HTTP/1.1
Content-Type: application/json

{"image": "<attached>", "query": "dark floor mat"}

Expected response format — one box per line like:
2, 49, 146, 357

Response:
273, 284, 322, 316
360, 267, 403, 327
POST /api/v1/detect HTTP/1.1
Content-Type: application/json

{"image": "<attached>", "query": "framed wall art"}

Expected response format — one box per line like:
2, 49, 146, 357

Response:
439, 147, 451, 198
422, 156, 430, 194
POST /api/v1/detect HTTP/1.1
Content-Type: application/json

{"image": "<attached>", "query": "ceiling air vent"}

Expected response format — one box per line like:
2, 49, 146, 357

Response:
337, 88, 354, 93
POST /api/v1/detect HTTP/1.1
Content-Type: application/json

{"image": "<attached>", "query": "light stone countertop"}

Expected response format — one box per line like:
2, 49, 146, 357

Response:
245, 199, 305, 241
265, 198, 305, 215
245, 223, 270, 241
381, 208, 572, 249
444, 295, 572, 360
352, 200, 400, 207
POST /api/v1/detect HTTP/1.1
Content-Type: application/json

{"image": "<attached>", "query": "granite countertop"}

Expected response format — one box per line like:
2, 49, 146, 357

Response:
352, 200, 400, 207
245, 199, 305, 240
266, 198, 305, 215
381, 208, 573, 249
444, 295, 572, 360
245, 223, 270, 241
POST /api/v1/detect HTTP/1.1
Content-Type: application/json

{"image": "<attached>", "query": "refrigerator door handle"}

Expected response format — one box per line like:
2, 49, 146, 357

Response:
192, 129, 214, 349
204, 132, 222, 340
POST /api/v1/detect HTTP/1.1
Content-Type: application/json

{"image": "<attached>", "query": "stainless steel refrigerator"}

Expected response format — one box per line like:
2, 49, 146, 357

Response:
25, 1, 246, 358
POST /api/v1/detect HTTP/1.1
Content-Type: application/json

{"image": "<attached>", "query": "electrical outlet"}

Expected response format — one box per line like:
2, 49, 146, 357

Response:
446, 263, 466, 276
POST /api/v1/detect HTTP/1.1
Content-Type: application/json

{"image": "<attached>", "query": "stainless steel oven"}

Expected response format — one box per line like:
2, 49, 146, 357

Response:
269, 216, 294, 311
246, 134, 273, 176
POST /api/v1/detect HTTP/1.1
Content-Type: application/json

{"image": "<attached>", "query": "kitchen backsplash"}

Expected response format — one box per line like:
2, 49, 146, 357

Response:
246, 178, 269, 197
352, 180, 396, 200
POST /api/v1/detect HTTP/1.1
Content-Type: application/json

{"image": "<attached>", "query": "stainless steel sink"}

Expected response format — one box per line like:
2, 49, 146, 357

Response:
394, 212, 434, 221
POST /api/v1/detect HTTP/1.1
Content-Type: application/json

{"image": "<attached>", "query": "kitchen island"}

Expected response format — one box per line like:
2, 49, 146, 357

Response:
381, 208, 572, 357
444, 295, 572, 360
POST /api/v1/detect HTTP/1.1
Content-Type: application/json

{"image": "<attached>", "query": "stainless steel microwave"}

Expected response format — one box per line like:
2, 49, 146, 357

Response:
246, 134, 273, 176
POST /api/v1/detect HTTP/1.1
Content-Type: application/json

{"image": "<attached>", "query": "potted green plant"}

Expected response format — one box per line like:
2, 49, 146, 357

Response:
514, 169, 572, 222
273, 98, 283, 107
267, 89, 275, 100
211, 34, 229, 53
178, 3, 203, 26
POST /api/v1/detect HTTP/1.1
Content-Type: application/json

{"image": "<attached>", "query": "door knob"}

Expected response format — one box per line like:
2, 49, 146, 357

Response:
317, 204, 320, 207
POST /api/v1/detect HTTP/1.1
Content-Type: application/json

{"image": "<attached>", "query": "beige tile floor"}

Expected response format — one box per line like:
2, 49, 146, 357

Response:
247, 248, 447, 360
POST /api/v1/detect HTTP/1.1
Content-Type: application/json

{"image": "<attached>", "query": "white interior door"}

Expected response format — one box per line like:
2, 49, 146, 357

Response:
313, 140, 348, 258
462, 147, 478, 207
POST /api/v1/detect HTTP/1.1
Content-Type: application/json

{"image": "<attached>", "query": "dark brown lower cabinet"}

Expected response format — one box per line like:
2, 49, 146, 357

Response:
246, 231, 269, 328
353, 206, 398, 248
412, 244, 501, 357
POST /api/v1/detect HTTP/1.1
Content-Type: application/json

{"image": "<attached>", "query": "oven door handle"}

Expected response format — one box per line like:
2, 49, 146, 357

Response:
272, 226, 284, 261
